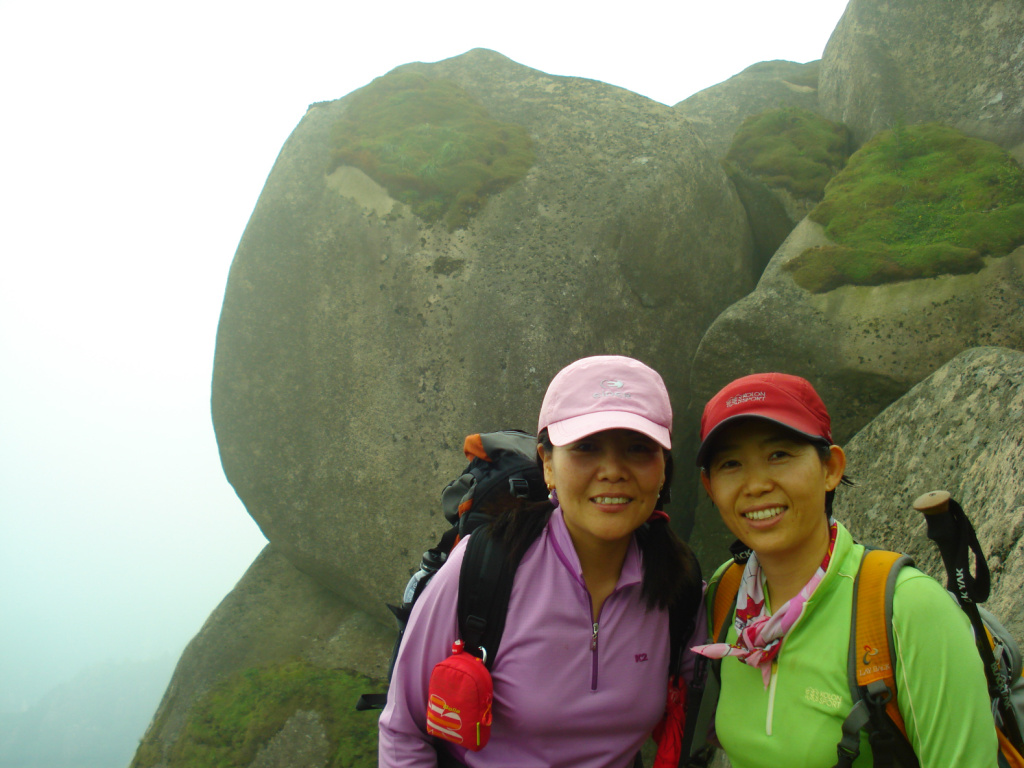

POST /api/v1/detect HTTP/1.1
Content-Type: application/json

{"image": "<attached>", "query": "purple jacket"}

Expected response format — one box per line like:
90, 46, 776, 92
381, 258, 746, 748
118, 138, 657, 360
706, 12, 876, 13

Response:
379, 508, 704, 768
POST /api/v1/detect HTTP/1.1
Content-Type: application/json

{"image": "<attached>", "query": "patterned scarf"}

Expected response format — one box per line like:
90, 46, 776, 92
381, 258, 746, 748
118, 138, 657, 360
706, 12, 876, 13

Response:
692, 522, 838, 687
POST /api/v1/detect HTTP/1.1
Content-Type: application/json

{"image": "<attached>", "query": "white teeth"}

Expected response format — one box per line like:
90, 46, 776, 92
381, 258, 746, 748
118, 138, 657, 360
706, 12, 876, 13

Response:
744, 507, 784, 521
593, 496, 630, 504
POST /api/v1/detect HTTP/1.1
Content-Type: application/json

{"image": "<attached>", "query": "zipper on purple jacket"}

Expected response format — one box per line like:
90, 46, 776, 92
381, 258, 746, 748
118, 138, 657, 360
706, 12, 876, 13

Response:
591, 622, 599, 690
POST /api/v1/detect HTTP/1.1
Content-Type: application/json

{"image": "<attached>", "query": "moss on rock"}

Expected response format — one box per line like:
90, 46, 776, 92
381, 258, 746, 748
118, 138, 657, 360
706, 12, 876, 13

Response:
330, 71, 534, 231
787, 123, 1024, 292
724, 107, 851, 200
152, 661, 381, 768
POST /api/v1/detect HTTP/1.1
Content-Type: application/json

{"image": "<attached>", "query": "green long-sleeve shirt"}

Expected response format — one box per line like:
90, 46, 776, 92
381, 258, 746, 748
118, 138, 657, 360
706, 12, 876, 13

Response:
707, 522, 999, 768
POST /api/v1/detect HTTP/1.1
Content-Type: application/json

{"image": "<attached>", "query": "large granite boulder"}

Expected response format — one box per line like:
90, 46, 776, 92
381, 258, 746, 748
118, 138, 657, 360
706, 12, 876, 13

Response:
836, 346, 1024, 638
674, 60, 821, 160
211, 48, 756, 623
819, 0, 1024, 153
690, 221, 1024, 447
132, 546, 391, 768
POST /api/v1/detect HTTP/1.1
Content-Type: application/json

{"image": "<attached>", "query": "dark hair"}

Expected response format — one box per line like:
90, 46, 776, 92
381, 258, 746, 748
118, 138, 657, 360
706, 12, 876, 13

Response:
489, 430, 701, 615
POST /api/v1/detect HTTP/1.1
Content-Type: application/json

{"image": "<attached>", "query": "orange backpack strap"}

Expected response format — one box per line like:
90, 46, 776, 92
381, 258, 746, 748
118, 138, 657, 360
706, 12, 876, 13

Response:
840, 549, 918, 768
678, 561, 743, 764
851, 549, 910, 735
712, 562, 744, 642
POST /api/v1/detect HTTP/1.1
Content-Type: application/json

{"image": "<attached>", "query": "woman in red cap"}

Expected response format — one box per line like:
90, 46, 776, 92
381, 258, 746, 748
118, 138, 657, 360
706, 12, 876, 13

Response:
692, 373, 998, 768
380, 355, 704, 768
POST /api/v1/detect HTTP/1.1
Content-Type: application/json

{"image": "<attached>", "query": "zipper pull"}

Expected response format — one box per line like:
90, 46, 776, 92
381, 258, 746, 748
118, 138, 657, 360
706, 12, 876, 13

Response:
591, 622, 599, 651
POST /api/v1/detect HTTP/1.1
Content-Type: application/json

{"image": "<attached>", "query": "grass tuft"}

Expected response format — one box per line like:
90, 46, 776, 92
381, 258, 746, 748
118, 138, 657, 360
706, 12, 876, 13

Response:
153, 661, 382, 768
330, 71, 534, 231
724, 107, 851, 200
786, 123, 1024, 292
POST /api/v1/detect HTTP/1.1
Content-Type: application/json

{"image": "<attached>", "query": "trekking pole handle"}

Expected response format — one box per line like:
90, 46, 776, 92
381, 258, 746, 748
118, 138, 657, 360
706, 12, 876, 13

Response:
912, 490, 950, 516
913, 490, 959, 574
913, 490, 1024, 753
913, 489, 989, 603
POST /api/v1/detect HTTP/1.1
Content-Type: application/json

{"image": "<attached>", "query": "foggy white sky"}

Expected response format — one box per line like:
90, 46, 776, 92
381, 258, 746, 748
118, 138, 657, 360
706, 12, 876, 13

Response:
0, 0, 849, 711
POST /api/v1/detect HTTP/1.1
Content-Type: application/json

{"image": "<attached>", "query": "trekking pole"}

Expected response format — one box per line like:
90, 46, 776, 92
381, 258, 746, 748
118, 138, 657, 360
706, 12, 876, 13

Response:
913, 490, 1024, 754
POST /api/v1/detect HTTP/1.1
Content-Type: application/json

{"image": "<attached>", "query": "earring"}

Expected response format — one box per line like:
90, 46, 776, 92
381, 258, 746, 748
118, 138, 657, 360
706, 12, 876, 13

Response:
548, 486, 559, 506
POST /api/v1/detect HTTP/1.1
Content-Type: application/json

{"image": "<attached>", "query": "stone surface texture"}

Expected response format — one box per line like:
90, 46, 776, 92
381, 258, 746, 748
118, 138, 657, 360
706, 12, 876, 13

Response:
819, 0, 1024, 151
690, 222, 1024, 448
248, 710, 331, 768
674, 60, 821, 159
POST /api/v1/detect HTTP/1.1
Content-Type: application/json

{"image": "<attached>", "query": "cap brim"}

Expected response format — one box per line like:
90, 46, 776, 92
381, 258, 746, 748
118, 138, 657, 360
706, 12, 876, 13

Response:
547, 411, 671, 449
695, 414, 827, 467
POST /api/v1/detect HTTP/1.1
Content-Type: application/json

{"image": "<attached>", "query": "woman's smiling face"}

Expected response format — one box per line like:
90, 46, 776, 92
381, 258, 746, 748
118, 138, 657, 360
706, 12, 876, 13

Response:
541, 428, 666, 551
701, 419, 845, 567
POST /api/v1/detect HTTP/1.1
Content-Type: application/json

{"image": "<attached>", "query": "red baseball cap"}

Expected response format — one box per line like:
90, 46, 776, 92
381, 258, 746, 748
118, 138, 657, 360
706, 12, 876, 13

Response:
697, 372, 832, 467
538, 356, 672, 449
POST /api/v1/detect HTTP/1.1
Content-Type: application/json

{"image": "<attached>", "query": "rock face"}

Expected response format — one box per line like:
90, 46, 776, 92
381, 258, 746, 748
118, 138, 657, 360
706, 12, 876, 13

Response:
133, 546, 392, 767
674, 60, 821, 160
248, 711, 331, 768
676, 63, 850, 280
819, 0, 1024, 152
211, 48, 756, 624
690, 222, 1024, 448
717, 107, 850, 274
723, 165, 817, 273
836, 346, 1024, 639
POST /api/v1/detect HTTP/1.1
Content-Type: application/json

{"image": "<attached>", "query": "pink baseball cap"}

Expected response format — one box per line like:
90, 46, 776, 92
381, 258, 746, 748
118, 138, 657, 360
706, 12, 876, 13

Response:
538, 356, 672, 448
697, 372, 832, 467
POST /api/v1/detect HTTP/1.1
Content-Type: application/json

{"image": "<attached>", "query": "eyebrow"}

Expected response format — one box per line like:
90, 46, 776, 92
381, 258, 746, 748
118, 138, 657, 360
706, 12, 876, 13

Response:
712, 433, 800, 456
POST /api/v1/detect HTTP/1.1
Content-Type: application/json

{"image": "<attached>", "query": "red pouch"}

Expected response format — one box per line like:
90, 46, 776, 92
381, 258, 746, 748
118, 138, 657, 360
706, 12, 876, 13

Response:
426, 640, 493, 751
651, 675, 687, 768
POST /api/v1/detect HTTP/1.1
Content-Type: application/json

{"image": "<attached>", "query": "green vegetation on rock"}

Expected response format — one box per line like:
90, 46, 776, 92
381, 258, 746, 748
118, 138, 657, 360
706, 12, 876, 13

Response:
724, 107, 850, 199
787, 123, 1024, 292
135, 662, 381, 768
330, 71, 535, 231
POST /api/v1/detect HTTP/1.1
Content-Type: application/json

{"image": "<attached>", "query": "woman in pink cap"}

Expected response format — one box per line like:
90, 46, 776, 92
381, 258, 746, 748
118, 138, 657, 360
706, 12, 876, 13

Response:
692, 373, 997, 768
379, 355, 704, 768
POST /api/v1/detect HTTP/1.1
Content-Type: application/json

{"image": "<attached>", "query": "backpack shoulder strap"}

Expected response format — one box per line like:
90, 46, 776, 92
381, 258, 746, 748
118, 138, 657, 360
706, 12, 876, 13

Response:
678, 561, 743, 766
457, 522, 524, 669
850, 550, 912, 735
713, 562, 744, 642
839, 549, 918, 768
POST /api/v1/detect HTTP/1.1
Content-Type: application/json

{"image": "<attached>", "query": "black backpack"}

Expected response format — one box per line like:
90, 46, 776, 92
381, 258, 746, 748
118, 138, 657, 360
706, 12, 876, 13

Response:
357, 430, 548, 710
